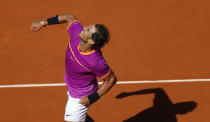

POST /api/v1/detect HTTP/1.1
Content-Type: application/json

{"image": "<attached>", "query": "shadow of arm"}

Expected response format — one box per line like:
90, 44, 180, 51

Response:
116, 88, 164, 98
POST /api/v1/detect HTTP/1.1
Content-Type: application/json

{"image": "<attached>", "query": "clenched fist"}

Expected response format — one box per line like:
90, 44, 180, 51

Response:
80, 96, 90, 107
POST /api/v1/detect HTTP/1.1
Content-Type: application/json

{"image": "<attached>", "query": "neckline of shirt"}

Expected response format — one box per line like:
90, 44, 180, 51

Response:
77, 44, 96, 55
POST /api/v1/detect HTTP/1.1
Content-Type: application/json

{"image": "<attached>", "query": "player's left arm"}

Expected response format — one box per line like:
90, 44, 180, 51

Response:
97, 70, 117, 97
80, 70, 117, 107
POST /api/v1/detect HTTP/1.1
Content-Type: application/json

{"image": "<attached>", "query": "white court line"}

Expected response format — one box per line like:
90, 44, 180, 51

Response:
0, 79, 210, 88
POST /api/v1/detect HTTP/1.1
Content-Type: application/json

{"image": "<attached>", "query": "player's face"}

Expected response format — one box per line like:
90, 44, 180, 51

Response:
79, 25, 97, 42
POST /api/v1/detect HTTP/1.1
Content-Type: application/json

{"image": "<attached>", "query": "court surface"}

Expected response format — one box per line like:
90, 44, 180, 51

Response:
0, 80, 210, 122
1, 0, 210, 121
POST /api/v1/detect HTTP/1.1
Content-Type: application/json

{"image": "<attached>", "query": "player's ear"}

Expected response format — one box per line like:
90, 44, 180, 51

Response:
88, 39, 95, 45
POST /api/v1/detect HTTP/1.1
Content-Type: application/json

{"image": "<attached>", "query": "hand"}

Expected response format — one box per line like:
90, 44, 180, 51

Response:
80, 96, 90, 107
30, 21, 43, 31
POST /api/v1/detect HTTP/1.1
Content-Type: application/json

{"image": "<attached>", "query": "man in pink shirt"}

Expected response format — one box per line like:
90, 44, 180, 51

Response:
31, 14, 117, 122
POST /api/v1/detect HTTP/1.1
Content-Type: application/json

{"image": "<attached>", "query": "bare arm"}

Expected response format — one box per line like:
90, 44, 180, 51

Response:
97, 71, 117, 97
58, 14, 78, 24
80, 70, 117, 106
30, 14, 77, 31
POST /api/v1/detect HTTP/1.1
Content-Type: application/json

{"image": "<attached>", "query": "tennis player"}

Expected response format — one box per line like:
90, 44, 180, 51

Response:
30, 14, 117, 122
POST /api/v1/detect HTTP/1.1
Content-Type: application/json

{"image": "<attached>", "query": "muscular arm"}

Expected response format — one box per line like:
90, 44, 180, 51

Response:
58, 14, 78, 24
80, 70, 117, 106
97, 71, 117, 97
30, 14, 77, 31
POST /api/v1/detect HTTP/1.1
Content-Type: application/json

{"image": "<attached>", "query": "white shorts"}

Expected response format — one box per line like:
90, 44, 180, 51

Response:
64, 92, 89, 122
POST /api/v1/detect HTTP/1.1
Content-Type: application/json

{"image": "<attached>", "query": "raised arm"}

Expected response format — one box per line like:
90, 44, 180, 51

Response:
30, 14, 77, 31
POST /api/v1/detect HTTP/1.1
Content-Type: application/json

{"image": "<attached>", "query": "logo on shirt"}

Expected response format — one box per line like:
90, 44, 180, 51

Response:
70, 56, 74, 61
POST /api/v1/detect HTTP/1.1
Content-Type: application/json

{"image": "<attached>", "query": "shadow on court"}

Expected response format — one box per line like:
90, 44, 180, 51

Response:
116, 88, 197, 122
86, 114, 94, 122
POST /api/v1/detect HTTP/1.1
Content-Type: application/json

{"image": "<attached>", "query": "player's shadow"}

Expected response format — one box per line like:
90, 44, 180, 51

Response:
116, 88, 197, 122
86, 114, 94, 122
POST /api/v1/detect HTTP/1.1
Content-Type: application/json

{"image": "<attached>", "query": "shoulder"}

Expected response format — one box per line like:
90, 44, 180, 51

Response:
92, 50, 109, 70
67, 21, 83, 39
80, 49, 103, 69
91, 54, 111, 79
67, 20, 79, 27
67, 21, 82, 30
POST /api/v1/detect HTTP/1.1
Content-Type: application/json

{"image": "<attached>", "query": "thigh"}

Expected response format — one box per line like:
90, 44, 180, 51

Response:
64, 92, 89, 122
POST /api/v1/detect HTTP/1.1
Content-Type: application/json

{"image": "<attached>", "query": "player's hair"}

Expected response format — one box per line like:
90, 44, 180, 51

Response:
91, 24, 109, 50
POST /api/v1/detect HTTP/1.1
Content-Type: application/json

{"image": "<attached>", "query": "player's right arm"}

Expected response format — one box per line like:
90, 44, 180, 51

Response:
30, 14, 78, 31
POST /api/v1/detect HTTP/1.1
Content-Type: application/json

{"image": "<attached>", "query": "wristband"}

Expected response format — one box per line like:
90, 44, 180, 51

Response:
47, 15, 60, 25
88, 92, 100, 104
